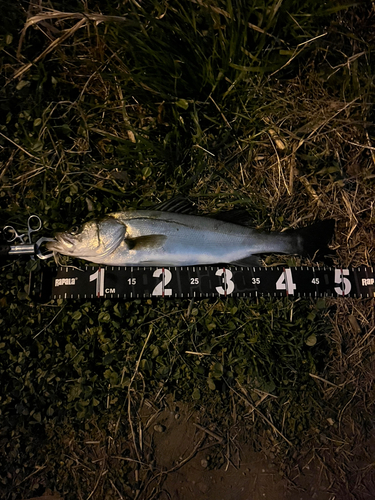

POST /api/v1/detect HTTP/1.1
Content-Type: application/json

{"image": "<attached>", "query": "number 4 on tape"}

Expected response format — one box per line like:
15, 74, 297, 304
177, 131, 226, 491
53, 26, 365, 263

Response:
51, 265, 374, 299
276, 268, 296, 295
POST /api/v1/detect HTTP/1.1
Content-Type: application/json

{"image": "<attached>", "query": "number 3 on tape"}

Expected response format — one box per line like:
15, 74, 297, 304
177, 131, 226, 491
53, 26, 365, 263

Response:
215, 268, 235, 296
276, 268, 296, 295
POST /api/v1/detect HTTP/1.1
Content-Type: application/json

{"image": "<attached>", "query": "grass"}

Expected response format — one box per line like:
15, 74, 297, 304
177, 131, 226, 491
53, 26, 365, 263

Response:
0, 0, 375, 498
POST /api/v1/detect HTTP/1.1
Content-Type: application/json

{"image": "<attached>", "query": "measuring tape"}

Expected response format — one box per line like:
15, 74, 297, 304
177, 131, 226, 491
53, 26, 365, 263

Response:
44, 265, 375, 300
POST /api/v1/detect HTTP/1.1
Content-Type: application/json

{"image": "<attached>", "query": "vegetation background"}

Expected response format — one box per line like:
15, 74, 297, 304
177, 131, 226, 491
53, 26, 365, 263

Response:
0, 0, 374, 499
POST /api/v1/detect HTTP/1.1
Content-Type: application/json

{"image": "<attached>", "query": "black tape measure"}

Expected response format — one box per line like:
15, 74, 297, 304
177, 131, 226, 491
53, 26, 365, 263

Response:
45, 265, 375, 300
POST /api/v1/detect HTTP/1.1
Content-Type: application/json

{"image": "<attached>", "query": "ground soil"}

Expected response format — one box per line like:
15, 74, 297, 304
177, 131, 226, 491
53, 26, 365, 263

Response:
140, 402, 333, 500
24, 402, 375, 500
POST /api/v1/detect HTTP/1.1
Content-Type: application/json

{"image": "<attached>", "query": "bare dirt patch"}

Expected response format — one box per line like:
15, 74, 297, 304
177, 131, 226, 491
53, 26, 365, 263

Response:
140, 401, 332, 500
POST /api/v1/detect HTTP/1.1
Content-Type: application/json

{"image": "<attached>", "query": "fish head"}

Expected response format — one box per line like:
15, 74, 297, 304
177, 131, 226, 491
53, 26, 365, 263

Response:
46, 216, 126, 260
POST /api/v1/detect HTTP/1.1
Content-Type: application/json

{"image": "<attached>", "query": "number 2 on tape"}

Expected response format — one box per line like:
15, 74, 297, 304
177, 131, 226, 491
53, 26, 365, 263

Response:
152, 268, 172, 296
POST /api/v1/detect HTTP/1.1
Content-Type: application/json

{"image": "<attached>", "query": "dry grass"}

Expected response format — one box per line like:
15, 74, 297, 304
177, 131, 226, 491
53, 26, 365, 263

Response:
1, 1, 375, 499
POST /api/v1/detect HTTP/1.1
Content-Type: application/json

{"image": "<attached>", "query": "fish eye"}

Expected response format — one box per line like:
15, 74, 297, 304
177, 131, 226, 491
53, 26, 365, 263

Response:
69, 225, 82, 236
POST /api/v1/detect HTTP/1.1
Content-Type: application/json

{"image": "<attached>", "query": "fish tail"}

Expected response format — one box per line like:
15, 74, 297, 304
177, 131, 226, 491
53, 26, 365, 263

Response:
293, 219, 335, 259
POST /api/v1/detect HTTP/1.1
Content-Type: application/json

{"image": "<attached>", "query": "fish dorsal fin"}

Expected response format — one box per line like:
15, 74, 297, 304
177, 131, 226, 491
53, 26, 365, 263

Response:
152, 196, 196, 214
125, 234, 167, 250
210, 209, 259, 227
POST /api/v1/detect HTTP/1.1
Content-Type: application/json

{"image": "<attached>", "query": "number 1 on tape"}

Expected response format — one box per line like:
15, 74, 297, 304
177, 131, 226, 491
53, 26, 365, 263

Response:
90, 268, 105, 297
49, 265, 375, 300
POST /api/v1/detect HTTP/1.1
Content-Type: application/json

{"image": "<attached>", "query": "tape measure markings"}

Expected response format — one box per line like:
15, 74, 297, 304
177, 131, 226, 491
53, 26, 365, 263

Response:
48, 265, 375, 299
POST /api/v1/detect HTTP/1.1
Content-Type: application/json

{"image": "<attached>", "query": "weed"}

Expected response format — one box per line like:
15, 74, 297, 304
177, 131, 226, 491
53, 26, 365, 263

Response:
0, 1, 374, 499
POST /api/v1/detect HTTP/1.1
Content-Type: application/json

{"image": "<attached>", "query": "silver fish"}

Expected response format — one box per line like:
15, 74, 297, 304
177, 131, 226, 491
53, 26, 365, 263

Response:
46, 208, 334, 266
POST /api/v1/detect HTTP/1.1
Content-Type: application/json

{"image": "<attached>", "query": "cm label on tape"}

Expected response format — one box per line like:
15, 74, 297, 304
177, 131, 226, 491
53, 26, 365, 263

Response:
49, 266, 375, 300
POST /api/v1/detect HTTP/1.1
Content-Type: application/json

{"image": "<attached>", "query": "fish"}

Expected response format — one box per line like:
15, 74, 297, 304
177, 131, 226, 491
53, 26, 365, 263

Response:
46, 200, 335, 267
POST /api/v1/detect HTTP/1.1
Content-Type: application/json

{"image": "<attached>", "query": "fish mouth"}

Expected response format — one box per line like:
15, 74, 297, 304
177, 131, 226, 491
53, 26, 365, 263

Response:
45, 233, 75, 253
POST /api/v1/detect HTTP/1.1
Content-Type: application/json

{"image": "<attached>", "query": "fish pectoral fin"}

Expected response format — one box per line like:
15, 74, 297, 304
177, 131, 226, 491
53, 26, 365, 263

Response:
125, 234, 167, 250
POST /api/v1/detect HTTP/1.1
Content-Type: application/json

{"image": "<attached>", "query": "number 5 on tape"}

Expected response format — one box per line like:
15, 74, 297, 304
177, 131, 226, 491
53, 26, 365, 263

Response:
334, 269, 351, 296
